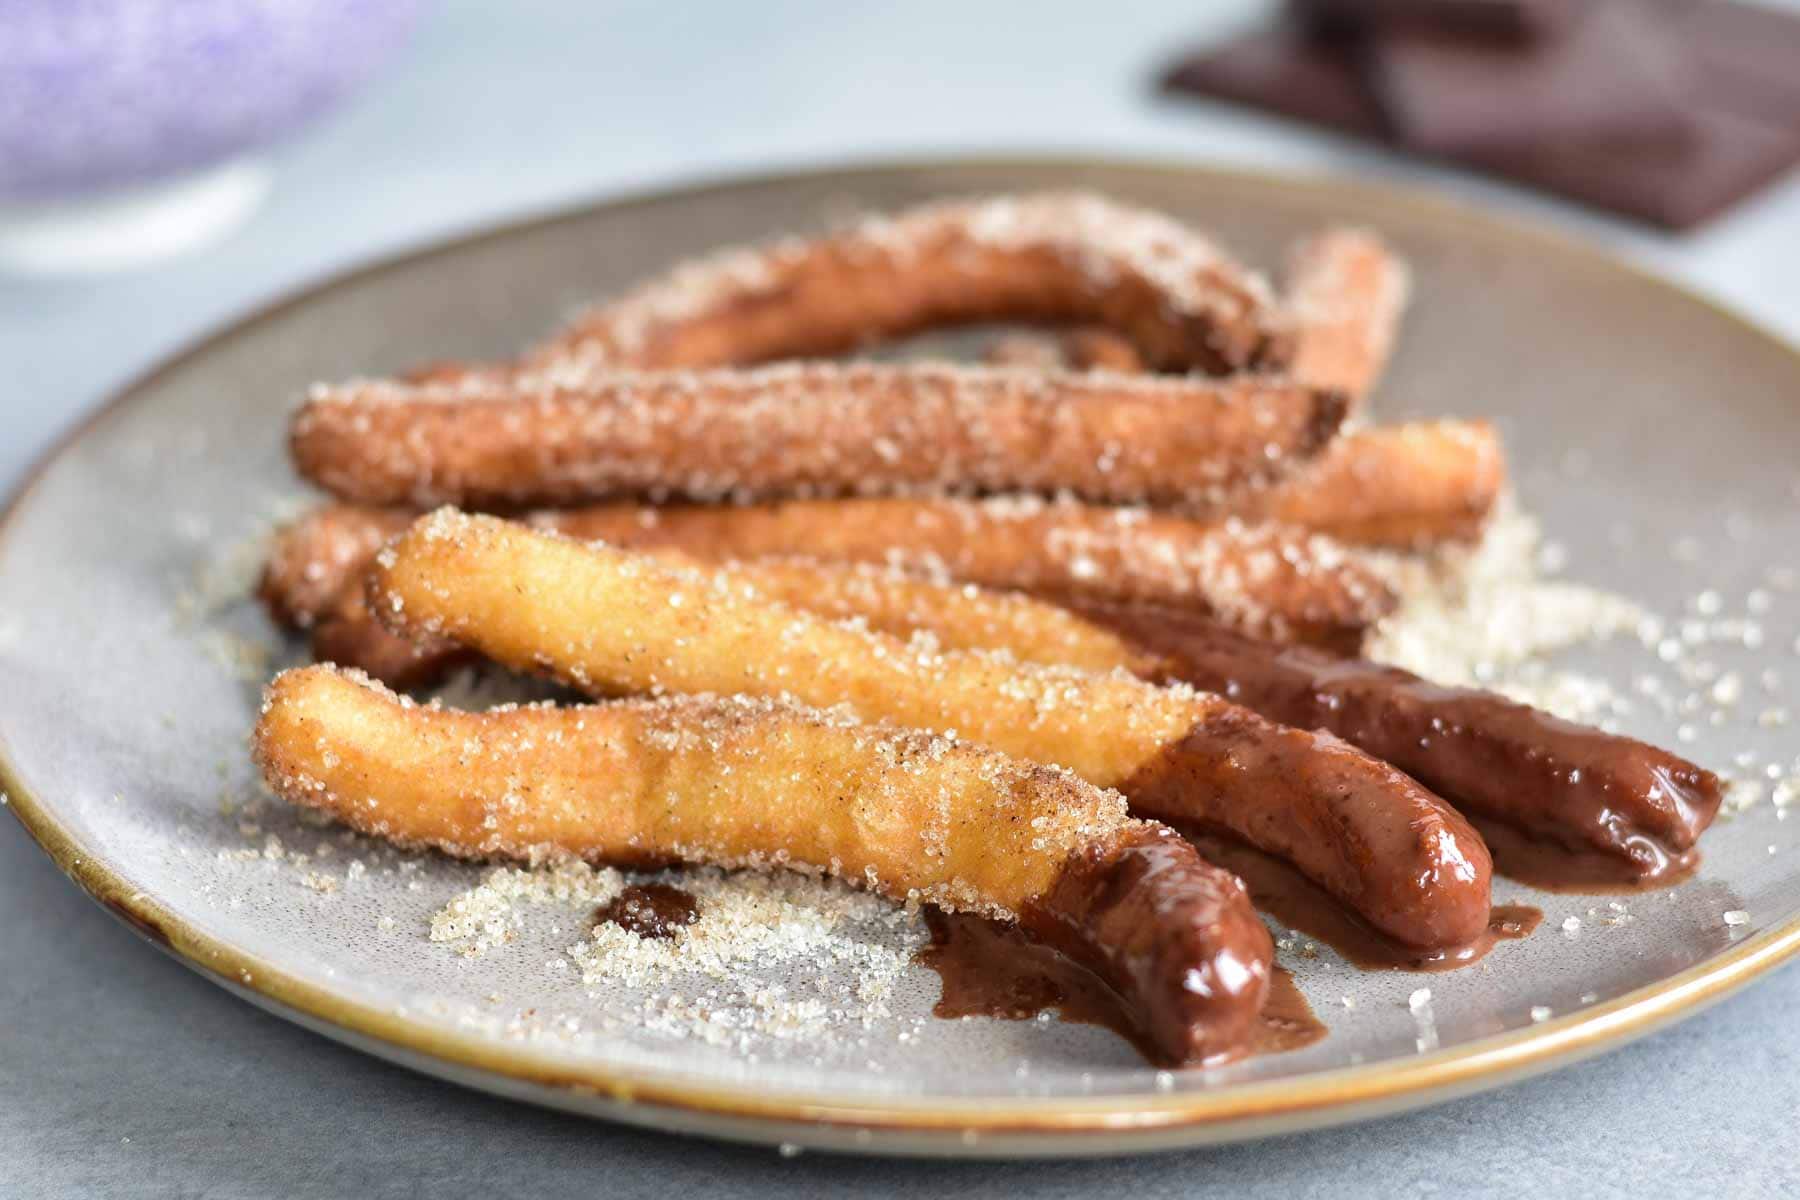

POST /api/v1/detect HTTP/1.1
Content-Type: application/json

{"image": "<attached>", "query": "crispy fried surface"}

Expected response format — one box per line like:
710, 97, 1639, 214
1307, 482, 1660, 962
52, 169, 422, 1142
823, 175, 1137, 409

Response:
1279, 228, 1410, 406
291, 361, 1345, 510
551, 498, 1395, 650
711, 558, 1153, 675
304, 553, 1153, 690
263, 497, 1396, 649
287, 549, 1154, 691
1220, 420, 1505, 547
258, 503, 411, 629
310, 578, 465, 689
255, 665, 1131, 917
370, 511, 1491, 949
527, 192, 1285, 374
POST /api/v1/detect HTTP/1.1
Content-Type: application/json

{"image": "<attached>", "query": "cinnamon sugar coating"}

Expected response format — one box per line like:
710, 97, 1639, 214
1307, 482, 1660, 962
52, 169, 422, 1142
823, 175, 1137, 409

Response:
262, 496, 1394, 652
257, 502, 408, 629
291, 362, 1346, 510
528, 192, 1286, 374
1278, 228, 1411, 407
537, 497, 1396, 648
255, 666, 1133, 916
1215, 420, 1504, 548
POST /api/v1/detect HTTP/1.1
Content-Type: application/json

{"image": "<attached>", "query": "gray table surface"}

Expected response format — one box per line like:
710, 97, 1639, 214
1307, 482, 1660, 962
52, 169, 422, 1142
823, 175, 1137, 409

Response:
5, 2, 1799, 1195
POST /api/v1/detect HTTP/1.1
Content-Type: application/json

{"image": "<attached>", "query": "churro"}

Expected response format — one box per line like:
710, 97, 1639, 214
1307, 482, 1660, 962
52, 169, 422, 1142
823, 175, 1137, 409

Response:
368, 511, 1493, 953
973, 230, 1408, 399
291, 361, 1346, 510
309, 573, 462, 690
286, 549, 1145, 693
1218, 420, 1504, 547
258, 502, 408, 629
526, 192, 1287, 374
264, 497, 1395, 651
255, 665, 1273, 1064
1279, 228, 1410, 406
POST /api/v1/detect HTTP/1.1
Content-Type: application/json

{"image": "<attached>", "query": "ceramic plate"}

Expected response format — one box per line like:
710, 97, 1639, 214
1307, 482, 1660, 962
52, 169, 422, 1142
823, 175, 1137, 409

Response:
6, 161, 1800, 1157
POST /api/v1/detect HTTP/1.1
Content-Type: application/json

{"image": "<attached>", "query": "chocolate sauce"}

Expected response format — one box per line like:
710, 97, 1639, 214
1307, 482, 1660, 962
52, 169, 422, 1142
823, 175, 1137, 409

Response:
1470, 816, 1700, 894
920, 909, 1153, 1055
1017, 825, 1275, 1066
595, 883, 700, 939
1188, 831, 1540, 971
919, 909, 1323, 1064
1071, 602, 1721, 889
1114, 700, 1493, 955
1250, 966, 1330, 1057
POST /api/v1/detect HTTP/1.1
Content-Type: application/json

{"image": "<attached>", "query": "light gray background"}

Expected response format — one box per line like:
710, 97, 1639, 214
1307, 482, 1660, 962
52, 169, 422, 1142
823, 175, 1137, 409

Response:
4, 2, 1799, 1196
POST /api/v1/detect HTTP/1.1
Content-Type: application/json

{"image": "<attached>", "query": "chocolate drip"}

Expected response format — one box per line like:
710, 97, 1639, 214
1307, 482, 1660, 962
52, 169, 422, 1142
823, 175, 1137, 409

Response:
920, 911, 1322, 1065
1115, 703, 1492, 954
1251, 966, 1330, 1057
1012, 826, 1273, 1066
596, 883, 700, 940
920, 910, 1149, 1052
1077, 603, 1721, 885
1189, 830, 1540, 971
1470, 816, 1698, 893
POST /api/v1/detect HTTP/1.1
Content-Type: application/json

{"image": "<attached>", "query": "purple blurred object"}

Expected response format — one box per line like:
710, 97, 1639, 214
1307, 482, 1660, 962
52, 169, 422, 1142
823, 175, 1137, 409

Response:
0, 0, 427, 202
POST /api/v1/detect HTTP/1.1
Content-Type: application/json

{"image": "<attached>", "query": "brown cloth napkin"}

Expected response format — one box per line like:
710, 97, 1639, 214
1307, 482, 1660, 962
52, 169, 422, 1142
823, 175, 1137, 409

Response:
1294, 0, 1573, 38
1160, 0, 1800, 230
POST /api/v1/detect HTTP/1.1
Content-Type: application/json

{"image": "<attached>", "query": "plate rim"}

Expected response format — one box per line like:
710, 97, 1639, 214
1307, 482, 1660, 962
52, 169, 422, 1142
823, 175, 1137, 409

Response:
6, 154, 1800, 1155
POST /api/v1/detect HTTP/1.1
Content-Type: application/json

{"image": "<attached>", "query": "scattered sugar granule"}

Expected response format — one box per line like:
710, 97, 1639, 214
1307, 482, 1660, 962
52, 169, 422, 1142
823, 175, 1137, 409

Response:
1364, 501, 1642, 722
1723, 910, 1750, 927
570, 870, 926, 1043
431, 860, 625, 955
1407, 988, 1438, 1053
1529, 1006, 1553, 1023
430, 861, 928, 1049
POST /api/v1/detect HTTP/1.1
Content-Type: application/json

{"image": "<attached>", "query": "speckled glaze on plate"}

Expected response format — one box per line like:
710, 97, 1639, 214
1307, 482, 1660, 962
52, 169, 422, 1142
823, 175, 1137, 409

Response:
4, 160, 1799, 1158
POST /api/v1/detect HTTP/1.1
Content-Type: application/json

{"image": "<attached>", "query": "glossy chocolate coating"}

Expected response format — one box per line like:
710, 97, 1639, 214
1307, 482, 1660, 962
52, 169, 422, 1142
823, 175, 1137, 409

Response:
1088, 605, 1722, 881
1022, 825, 1273, 1066
1118, 704, 1492, 952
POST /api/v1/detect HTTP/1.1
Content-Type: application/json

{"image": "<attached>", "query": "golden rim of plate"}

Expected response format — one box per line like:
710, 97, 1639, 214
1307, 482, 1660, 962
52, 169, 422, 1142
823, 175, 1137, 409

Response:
6, 157, 1800, 1153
